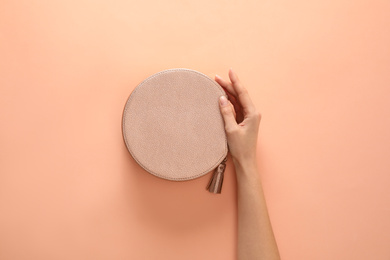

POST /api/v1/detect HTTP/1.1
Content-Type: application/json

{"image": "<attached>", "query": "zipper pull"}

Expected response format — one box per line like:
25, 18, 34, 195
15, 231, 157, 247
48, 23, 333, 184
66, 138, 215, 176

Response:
206, 156, 228, 194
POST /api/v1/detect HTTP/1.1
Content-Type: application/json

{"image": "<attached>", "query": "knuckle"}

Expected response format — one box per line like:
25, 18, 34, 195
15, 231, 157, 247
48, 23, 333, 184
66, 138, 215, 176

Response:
221, 106, 231, 115
225, 126, 238, 134
252, 110, 262, 120
256, 111, 262, 119
237, 88, 248, 96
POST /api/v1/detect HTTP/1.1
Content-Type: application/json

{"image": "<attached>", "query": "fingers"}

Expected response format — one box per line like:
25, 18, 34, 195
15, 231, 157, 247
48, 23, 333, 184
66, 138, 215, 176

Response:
215, 69, 257, 116
215, 75, 241, 111
219, 96, 238, 132
221, 87, 241, 113
215, 75, 241, 112
215, 74, 237, 97
228, 68, 257, 115
230, 99, 237, 119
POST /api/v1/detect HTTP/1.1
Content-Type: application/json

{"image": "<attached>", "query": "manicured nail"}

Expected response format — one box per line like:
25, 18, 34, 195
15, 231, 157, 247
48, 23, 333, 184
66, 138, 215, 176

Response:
219, 95, 228, 106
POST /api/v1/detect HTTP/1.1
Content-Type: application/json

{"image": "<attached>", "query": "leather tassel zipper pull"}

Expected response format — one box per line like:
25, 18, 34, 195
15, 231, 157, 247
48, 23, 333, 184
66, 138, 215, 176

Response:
206, 156, 228, 194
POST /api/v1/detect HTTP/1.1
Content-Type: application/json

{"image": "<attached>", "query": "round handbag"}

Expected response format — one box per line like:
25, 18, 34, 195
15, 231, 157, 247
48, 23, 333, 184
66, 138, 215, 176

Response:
122, 68, 229, 194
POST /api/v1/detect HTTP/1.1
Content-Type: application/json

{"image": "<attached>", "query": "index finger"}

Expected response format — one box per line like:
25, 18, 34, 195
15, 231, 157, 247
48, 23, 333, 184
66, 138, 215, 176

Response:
228, 68, 257, 115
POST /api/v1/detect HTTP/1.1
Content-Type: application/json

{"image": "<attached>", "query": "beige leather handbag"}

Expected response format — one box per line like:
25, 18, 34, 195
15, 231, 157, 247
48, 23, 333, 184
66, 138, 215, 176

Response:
122, 68, 228, 194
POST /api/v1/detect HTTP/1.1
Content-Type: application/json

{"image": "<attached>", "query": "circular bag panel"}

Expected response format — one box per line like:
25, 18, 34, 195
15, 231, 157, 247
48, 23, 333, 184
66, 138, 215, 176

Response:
122, 68, 228, 181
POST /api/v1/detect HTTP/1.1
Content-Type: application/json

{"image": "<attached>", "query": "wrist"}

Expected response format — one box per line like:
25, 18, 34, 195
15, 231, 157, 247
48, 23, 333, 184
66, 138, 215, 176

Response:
234, 158, 262, 191
232, 156, 258, 170
232, 157, 259, 179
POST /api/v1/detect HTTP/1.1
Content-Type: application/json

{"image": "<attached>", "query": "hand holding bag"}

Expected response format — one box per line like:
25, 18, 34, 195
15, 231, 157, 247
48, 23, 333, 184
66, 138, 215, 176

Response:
122, 68, 229, 194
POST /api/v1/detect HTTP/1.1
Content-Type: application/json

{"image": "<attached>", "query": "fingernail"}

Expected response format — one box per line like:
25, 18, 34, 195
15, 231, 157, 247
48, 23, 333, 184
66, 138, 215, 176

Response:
219, 95, 228, 106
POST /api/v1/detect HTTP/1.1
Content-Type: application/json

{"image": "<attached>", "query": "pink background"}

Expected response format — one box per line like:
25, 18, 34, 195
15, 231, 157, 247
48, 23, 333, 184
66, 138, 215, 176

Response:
1, 0, 389, 259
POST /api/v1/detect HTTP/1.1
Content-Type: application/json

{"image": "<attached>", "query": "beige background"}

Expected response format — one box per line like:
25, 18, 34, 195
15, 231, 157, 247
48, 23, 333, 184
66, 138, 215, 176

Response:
1, 0, 389, 259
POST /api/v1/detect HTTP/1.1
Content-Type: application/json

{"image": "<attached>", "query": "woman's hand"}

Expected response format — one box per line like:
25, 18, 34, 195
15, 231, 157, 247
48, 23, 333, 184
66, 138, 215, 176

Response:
216, 69, 280, 260
215, 68, 261, 167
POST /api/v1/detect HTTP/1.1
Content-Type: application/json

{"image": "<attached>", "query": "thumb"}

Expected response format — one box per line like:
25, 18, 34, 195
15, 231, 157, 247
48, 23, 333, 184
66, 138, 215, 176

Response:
219, 95, 237, 131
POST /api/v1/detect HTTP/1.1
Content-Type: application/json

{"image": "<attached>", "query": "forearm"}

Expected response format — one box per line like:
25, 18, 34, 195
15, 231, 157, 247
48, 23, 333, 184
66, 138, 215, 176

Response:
234, 158, 280, 260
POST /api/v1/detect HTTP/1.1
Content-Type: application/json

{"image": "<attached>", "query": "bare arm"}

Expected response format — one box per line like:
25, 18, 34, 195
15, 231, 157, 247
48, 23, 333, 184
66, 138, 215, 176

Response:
234, 158, 280, 260
215, 68, 280, 260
